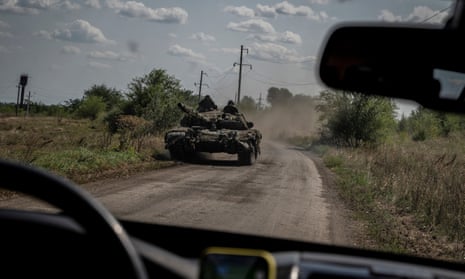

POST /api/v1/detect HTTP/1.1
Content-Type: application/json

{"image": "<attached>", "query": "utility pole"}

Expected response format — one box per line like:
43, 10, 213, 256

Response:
15, 85, 20, 116
257, 92, 263, 110
15, 74, 28, 116
19, 74, 28, 108
233, 45, 252, 104
195, 70, 208, 101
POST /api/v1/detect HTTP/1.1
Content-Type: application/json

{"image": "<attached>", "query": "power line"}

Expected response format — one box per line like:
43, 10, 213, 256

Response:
233, 45, 252, 104
249, 70, 316, 86
212, 78, 237, 92
208, 67, 235, 86
421, 4, 452, 23
209, 68, 237, 93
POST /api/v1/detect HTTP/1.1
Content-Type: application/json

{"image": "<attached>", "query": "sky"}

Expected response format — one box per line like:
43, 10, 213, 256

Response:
0, 0, 454, 115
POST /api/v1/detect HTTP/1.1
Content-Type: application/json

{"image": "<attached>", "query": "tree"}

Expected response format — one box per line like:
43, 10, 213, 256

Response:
398, 114, 408, 132
405, 107, 443, 140
125, 68, 197, 133
290, 94, 315, 106
76, 95, 106, 120
318, 90, 397, 147
63, 98, 82, 113
238, 96, 257, 112
267, 87, 292, 107
83, 84, 124, 111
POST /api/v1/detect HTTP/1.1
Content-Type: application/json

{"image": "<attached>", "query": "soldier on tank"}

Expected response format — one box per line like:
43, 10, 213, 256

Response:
223, 100, 239, 114
197, 95, 218, 112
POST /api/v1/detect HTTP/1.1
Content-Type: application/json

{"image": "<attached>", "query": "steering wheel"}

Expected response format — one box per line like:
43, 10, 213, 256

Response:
0, 159, 148, 279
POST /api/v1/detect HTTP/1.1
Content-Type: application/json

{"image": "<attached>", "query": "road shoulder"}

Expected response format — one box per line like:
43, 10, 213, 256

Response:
302, 150, 375, 249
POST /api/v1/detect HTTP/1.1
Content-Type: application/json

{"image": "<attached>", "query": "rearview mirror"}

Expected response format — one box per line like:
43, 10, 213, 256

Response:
318, 23, 465, 113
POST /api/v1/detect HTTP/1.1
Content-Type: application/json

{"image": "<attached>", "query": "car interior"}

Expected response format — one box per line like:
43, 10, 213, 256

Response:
2, 0, 465, 278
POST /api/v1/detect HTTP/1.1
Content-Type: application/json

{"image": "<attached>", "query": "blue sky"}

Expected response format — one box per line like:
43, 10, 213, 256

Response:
0, 0, 453, 114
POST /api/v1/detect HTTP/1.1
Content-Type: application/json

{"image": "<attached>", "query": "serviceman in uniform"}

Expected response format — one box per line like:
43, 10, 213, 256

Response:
197, 95, 218, 112
222, 100, 239, 114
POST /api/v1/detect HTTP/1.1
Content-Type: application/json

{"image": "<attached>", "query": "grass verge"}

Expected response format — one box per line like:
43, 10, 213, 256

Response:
321, 142, 465, 262
0, 116, 176, 199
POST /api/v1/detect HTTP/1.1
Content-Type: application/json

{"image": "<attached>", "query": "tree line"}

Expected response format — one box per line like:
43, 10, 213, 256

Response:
262, 87, 465, 147
3, 67, 460, 148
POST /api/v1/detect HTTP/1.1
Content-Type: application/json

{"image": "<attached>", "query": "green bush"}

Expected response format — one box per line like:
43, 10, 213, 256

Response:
317, 90, 397, 147
76, 96, 106, 120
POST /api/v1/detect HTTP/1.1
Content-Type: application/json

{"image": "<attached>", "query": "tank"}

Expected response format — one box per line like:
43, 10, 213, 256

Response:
164, 103, 262, 165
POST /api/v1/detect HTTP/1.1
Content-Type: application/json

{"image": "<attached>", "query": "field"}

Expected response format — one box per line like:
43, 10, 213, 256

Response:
0, 116, 173, 187
319, 134, 465, 262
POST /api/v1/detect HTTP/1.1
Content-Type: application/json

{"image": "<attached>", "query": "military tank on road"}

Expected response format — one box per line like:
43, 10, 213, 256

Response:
164, 101, 262, 165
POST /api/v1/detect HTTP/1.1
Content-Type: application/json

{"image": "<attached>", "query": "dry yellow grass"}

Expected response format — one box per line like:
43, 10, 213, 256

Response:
323, 134, 465, 262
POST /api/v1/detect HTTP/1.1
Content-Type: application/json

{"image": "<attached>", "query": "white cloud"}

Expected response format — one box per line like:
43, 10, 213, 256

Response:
0, 0, 39, 14
407, 6, 449, 23
248, 42, 314, 64
88, 61, 111, 69
58, 0, 80, 10
309, 0, 330, 4
190, 32, 216, 42
248, 30, 302, 45
109, 0, 188, 24
256, 4, 276, 18
84, 0, 100, 8
378, 9, 402, 22
62, 45, 81, 54
274, 1, 313, 16
87, 50, 126, 60
7, 0, 80, 11
224, 5, 255, 18
320, 11, 329, 20
278, 30, 302, 44
167, 44, 205, 60
15, 0, 58, 10
34, 30, 52, 39
39, 19, 113, 44
168, 33, 177, 38
378, 6, 449, 24
226, 17, 301, 45
254, 1, 326, 21
189, 59, 222, 74
210, 47, 239, 55
227, 18, 275, 34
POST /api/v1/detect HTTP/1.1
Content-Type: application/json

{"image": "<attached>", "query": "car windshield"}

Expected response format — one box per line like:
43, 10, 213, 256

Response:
1, 0, 463, 264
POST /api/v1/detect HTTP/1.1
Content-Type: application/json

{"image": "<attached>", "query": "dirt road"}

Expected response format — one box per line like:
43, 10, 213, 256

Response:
0, 141, 353, 246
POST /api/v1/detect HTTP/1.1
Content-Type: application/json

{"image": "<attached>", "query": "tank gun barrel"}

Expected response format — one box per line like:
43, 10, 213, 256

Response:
177, 102, 193, 114
177, 102, 212, 127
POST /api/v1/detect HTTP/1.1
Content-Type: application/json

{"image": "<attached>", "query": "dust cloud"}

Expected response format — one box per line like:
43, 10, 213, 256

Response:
246, 103, 320, 141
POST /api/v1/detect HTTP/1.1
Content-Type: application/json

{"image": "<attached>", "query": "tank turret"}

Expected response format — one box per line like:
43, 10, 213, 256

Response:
178, 102, 215, 128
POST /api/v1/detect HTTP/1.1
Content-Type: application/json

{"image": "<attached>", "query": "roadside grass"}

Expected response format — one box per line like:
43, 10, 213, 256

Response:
323, 150, 408, 254
322, 134, 465, 262
0, 116, 174, 185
